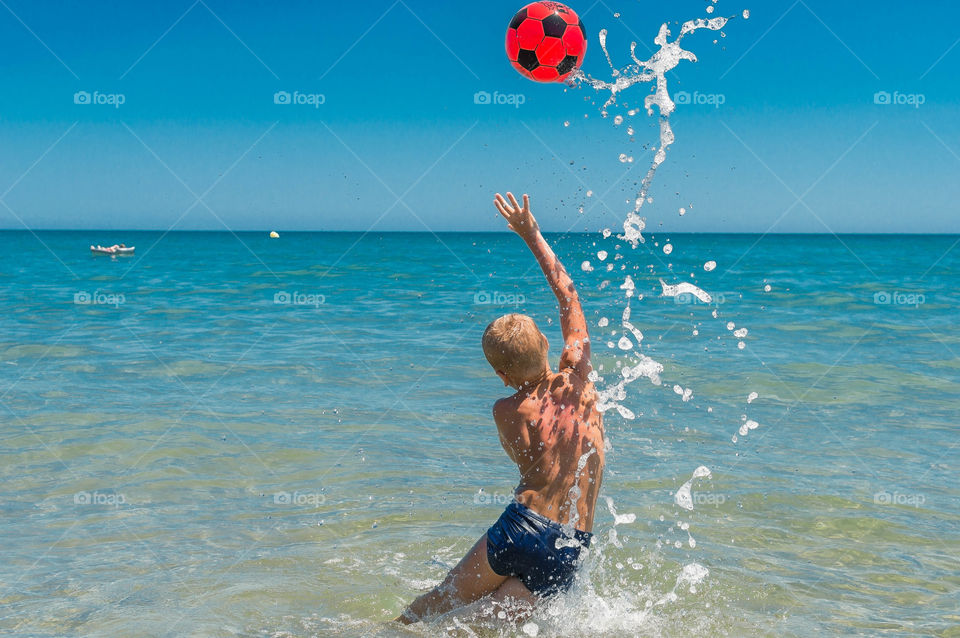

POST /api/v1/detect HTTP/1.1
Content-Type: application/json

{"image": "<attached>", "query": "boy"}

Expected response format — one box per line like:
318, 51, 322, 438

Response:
397, 192, 605, 624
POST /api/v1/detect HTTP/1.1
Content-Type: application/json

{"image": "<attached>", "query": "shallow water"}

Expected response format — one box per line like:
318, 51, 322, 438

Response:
1, 231, 958, 637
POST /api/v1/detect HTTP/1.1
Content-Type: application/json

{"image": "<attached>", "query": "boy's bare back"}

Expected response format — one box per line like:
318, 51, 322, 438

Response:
494, 368, 605, 532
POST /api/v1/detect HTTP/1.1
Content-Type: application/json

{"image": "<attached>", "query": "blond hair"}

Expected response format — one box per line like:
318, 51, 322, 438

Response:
482, 314, 548, 383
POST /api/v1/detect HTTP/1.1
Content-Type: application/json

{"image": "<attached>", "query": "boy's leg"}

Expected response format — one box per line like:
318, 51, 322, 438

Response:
484, 576, 537, 622
397, 534, 508, 624
422, 577, 538, 626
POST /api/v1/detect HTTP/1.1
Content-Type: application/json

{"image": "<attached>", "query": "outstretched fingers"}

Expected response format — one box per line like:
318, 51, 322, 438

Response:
494, 193, 520, 226
494, 199, 513, 225
494, 193, 512, 211
494, 192, 534, 236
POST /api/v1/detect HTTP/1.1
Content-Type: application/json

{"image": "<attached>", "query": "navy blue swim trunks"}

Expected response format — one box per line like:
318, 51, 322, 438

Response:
485, 500, 593, 597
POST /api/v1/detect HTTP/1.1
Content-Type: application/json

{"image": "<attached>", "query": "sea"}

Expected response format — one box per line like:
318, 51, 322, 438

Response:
1, 230, 957, 637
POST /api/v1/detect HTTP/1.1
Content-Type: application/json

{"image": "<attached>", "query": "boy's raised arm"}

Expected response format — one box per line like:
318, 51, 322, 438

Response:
493, 192, 591, 378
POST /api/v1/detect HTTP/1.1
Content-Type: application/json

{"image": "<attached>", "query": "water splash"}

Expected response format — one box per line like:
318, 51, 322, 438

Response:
575, 14, 733, 246
593, 276, 664, 418
737, 419, 760, 437
659, 278, 712, 303
556, 449, 598, 547
574, 10, 748, 440
674, 466, 712, 511
604, 496, 637, 526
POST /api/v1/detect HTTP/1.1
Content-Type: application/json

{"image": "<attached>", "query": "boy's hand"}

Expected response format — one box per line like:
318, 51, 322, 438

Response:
494, 192, 539, 240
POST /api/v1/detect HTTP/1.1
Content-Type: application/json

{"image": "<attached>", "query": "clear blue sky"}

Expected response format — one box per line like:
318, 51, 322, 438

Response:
0, 0, 957, 233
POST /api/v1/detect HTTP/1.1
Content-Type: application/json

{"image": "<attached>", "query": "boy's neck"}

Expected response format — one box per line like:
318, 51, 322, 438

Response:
516, 368, 551, 392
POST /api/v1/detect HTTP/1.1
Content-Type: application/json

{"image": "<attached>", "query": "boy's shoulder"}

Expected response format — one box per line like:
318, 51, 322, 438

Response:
492, 395, 520, 420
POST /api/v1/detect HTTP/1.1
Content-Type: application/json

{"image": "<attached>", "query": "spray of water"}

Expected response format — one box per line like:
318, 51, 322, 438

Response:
575, 15, 733, 247
502, 6, 754, 635
573, 7, 754, 433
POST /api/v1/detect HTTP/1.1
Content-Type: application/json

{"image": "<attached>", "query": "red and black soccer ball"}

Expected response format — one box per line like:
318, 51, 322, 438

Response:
505, 2, 587, 83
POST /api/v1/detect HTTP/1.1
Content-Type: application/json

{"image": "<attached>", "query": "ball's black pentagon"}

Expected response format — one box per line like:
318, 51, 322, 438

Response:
542, 13, 567, 38
557, 54, 579, 75
517, 48, 540, 72
508, 9, 527, 31
578, 19, 586, 35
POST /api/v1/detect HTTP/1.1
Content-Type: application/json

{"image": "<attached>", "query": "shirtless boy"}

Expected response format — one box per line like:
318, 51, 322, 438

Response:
397, 192, 605, 624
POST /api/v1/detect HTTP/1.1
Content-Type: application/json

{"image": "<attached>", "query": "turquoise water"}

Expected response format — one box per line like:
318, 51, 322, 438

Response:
1, 231, 958, 637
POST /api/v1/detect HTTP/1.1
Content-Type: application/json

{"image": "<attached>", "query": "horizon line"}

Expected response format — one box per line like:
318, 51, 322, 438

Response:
1, 229, 958, 236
